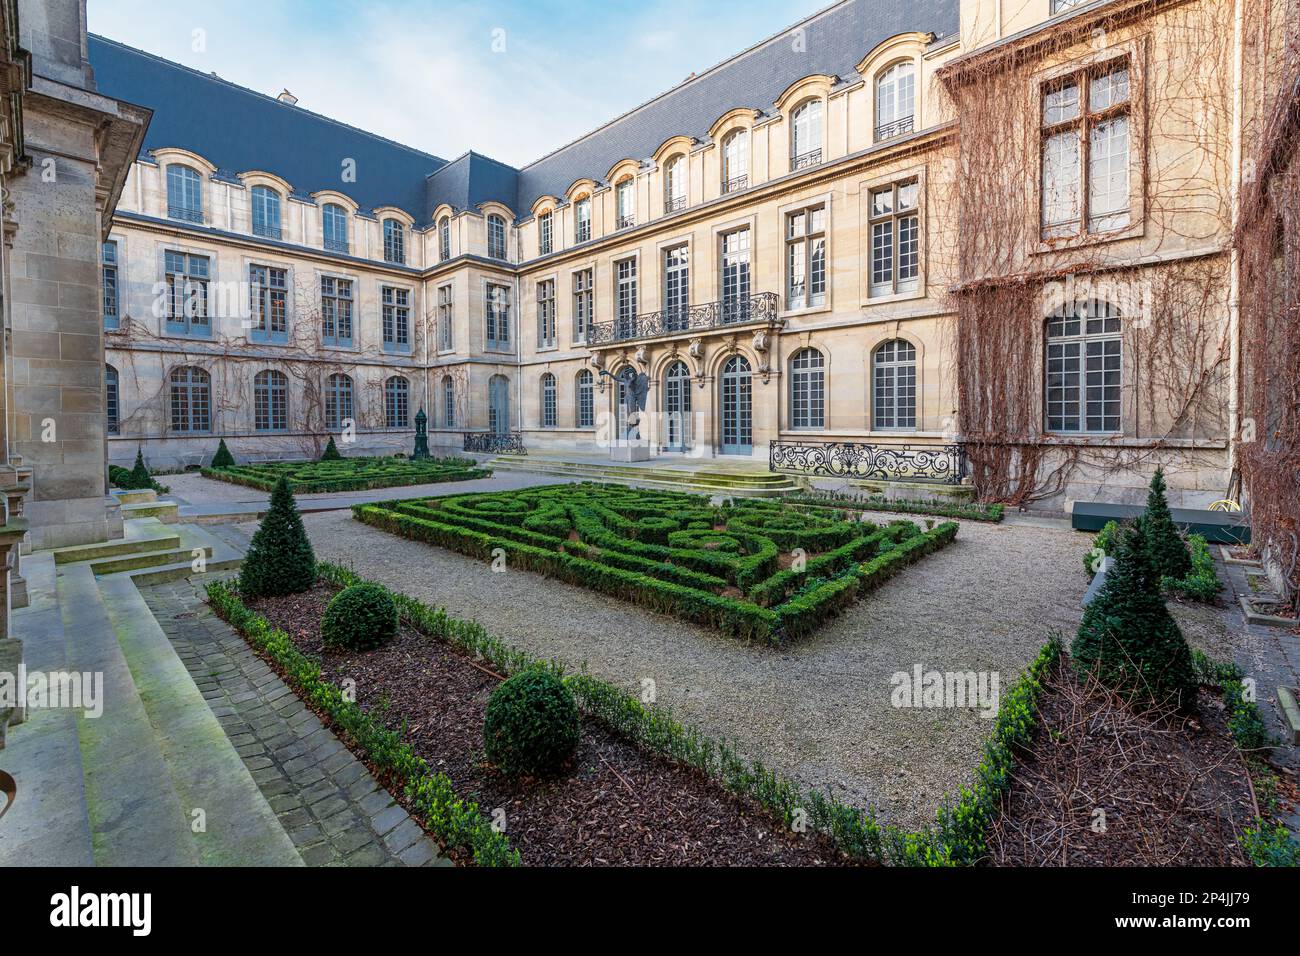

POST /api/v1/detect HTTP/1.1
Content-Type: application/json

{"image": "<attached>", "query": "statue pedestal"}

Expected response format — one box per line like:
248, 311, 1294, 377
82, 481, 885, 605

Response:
610, 444, 652, 463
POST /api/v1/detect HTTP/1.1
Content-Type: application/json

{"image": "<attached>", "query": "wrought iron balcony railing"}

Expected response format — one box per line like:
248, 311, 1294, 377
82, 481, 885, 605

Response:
169, 204, 204, 224
664, 196, 687, 214
464, 432, 526, 455
723, 175, 748, 194
769, 439, 966, 485
874, 116, 915, 141
616, 214, 636, 230
791, 149, 823, 172
324, 238, 350, 254
588, 291, 780, 346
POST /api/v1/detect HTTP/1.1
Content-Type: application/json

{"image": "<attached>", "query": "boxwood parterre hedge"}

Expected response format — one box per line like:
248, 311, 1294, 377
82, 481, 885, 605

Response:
352, 482, 958, 644
203, 455, 490, 493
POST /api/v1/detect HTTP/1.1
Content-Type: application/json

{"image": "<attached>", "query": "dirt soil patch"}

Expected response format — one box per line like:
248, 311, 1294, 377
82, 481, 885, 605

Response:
250, 584, 849, 866
989, 661, 1256, 866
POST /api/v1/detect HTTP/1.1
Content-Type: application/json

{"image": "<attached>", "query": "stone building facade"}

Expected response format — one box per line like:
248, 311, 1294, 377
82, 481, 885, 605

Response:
90, 0, 1280, 511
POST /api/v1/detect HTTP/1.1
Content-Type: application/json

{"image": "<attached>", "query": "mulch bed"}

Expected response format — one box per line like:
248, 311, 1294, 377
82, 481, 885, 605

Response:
249, 584, 849, 867
989, 661, 1257, 866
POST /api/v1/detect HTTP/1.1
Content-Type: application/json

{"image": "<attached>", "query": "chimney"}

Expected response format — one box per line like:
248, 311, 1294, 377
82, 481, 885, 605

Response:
277, 89, 298, 106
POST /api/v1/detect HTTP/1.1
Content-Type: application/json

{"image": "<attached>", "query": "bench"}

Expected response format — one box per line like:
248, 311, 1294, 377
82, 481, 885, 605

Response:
1072, 501, 1250, 544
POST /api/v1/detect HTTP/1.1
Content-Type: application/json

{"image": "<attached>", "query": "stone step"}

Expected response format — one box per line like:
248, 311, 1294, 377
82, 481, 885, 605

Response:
111, 489, 157, 504
50, 519, 179, 564
120, 500, 180, 523
89, 545, 214, 576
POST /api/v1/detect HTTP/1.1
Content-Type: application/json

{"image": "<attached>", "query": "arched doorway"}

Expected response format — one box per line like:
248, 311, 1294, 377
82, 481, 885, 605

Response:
488, 374, 510, 435
663, 360, 692, 452
719, 355, 752, 455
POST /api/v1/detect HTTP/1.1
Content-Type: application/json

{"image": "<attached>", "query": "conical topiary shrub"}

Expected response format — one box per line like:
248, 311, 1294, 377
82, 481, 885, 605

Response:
127, 448, 153, 490
1072, 518, 1197, 711
320, 436, 342, 461
238, 476, 316, 598
211, 438, 235, 469
1142, 467, 1191, 579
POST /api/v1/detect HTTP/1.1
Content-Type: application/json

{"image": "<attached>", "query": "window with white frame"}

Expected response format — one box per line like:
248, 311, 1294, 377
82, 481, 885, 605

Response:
1045, 300, 1122, 433
251, 186, 281, 239
786, 204, 827, 310
872, 339, 917, 430
719, 228, 751, 322
249, 264, 287, 343
442, 375, 456, 428
790, 99, 823, 170
1051, 0, 1087, 12
576, 368, 594, 428
325, 373, 353, 430
320, 276, 353, 346
382, 286, 410, 352
322, 204, 349, 253
487, 214, 507, 260
254, 369, 288, 432
383, 219, 406, 264
167, 165, 203, 223
538, 211, 553, 256
439, 216, 451, 261
437, 284, 453, 351
106, 364, 119, 434
616, 179, 635, 230
615, 258, 638, 338
170, 365, 211, 432
385, 376, 410, 428
573, 268, 593, 344
875, 62, 916, 141
722, 130, 748, 193
540, 373, 557, 428
869, 180, 920, 297
537, 279, 556, 348
790, 347, 825, 429
1041, 59, 1131, 239
664, 157, 686, 213
102, 241, 119, 330
574, 197, 591, 243
663, 245, 689, 330
486, 282, 511, 349
164, 250, 211, 336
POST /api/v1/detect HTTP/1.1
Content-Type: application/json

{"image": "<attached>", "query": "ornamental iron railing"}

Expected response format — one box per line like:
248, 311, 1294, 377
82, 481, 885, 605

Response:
791, 149, 823, 172
463, 432, 527, 455
588, 291, 780, 346
874, 116, 915, 141
723, 175, 749, 194
664, 196, 687, 213
769, 440, 965, 484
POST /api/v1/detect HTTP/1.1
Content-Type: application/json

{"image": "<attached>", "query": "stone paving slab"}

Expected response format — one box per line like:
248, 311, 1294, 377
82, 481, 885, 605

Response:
139, 576, 449, 867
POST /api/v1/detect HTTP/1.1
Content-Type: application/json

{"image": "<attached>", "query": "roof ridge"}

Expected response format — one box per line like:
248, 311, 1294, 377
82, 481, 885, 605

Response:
87, 33, 448, 167
518, 0, 855, 171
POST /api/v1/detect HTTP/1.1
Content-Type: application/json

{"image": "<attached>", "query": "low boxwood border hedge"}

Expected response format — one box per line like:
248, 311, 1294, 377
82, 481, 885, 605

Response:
205, 579, 520, 867
786, 492, 1005, 524
202, 459, 490, 494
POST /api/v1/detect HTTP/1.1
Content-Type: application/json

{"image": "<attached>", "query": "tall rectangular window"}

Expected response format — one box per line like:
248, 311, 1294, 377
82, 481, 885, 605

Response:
719, 229, 751, 322
251, 187, 281, 239
869, 181, 920, 298
438, 284, 454, 351
572, 268, 593, 344
1041, 60, 1130, 238
382, 286, 410, 352
320, 275, 353, 346
439, 217, 451, 261
102, 241, 120, 330
536, 279, 556, 349
538, 212, 553, 256
615, 258, 638, 339
322, 204, 349, 253
383, 219, 406, 264
487, 215, 507, 260
164, 250, 211, 336
249, 264, 287, 343
574, 197, 591, 243
486, 282, 511, 350
786, 204, 827, 310
663, 245, 689, 331
616, 180, 635, 230
166, 166, 203, 223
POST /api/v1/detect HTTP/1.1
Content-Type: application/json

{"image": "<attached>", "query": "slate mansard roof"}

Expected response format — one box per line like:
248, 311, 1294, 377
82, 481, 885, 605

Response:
87, 0, 959, 228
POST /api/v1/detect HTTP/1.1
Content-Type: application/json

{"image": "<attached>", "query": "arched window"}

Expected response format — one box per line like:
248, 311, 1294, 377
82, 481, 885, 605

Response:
251, 185, 281, 239
790, 348, 825, 429
254, 369, 288, 432
383, 219, 405, 264
322, 203, 348, 253
540, 373, 557, 428
875, 61, 916, 140
487, 214, 507, 260
442, 375, 456, 428
1045, 300, 1121, 433
663, 360, 691, 450
616, 179, 635, 229
169, 366, 211, 432
664, 156, 686, 213
722, 130, 748, 193
576, 369, 594, 428
106, 364, 120, 435
385, 376, 410, 428
166, 164, 203, 222
439, 216, 451, 261
325, 373, 353, 430
790, 99, 823, 169
872, 340, 917, 430
574, 196, 591, 243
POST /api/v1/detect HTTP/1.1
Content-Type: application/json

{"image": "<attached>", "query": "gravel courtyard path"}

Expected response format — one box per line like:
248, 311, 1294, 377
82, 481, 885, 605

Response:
281, 508, 1105, 831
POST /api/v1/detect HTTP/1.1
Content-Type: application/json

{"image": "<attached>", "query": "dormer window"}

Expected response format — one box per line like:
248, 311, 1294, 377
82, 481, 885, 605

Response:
791, 100, 823, 171
322, 203, 349, 253
439, 216, 451, 261
875, 62, 916, 141
487, 214, 507, 260
575, 197, 591, 243
383, 219, 406, 264
722, 130, 748, 193
664, 157, 686, 213
251, 185, 281, 239
616, 179, 635, 230
167, 165, 203, 223
539, 210, 553, 256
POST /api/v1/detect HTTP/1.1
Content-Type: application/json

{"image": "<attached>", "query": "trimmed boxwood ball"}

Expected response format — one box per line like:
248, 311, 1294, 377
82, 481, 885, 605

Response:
482, 668, 580, 776
321, 583, 398, 650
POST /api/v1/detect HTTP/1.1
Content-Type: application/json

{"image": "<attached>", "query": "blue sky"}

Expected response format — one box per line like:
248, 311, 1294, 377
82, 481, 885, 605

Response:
88, 0, 833, 167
